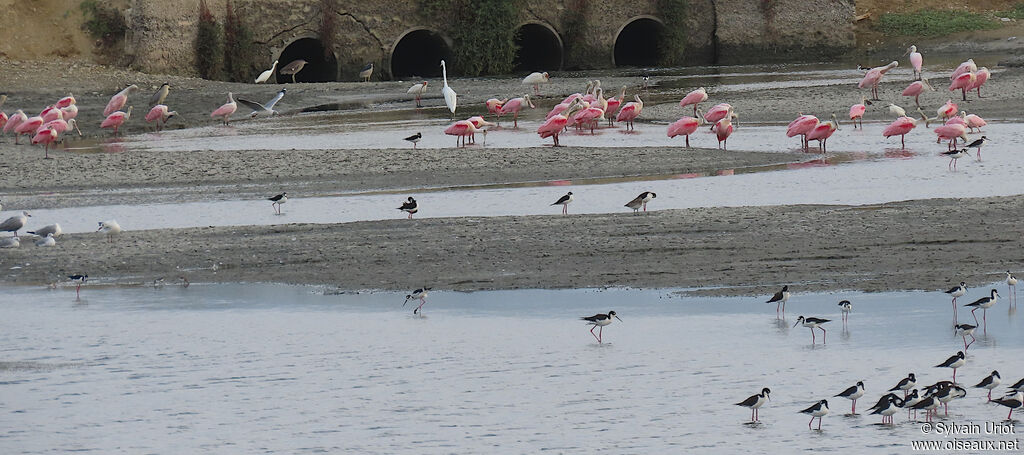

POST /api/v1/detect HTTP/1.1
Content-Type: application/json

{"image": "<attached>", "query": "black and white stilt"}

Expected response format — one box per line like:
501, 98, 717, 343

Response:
944, 282, 967, 323
403, 287, 431, 314
404, 132, 422, 149
580, 310, 621, 344
551, 192, 574, 215
838, 300, 852, 325
992, 391, 1023, 420
964, 289, 999, 331
935, 351, 966, 383
954, 323, 977, 351
834, 381, 866, 414
934, 385, 967, 416
799, 399, 829, 430
910, 394, 940, 423
767, 285, 790, 317
398, 197, 418, 219
1007, 271, 1017, 307
624, 191, 656, 215
794, 316, 830, 344
268, 192, 287, 215
868, 393, 903, 424
889, 373, 917, 399
975, 370, 1001, 401
903, 389, 922, 420
965, 135, 988, 159
68, 274, 88, 298
941, 148, 969, 170
736, 387, 771, 422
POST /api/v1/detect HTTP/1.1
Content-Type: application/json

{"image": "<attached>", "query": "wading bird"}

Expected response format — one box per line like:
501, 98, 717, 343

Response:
679, 87, 707, 117
280, 59, 308, 83
624, 192, 656, 214
498, 94, 534, 128
551, 192, 573, 215
888, 373, 916, 399
992, 391, 1023, 420
404, 132, 422, 149
104, 84, 139, 117
905, 45, 923, 80
101, 107, 133, 136
935, 351, 966, 383
971, 67, 990, 97
965, 136, 989, 160
145, 104, 177, 131
868, 394, 903, 425
522, 71, 550, 95
786, 114, 818, 152
805, 113, 839, 153
964, 289, 999, 329
359, 63, 374, 82
858, 61, 898, 100
767, 285, 790, 316
849, 96, 869, 129
714, 110, 736, 150
1007, 271, 1017, 305
211, 93, 237, 125
838, 300, 852, 325
975, 370, 1001, 401
398, 197, 418, 219
954, 323, 977, 351
799, 400, 829, 430
580, 310, 621, 344
68, 274, 88, 298
407, 81, 428, 108
267, 192, 287, 215
403, 287, 431, 314
941, 148, 969, 171
736, 387, 771, 422
616, 94, 643, 131
149, 83, 169, 108
255, 60, 278, 83
440, 60, 457, 118
795, 316, 831, 344
945, 281, 967, 323
667, 109, 704, 147
902, 79, 933, 108
31, 127, 58, 159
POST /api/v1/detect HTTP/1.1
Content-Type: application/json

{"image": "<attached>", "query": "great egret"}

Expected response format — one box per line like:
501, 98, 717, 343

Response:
440, 60, 457, 118
255, 60, 278, 83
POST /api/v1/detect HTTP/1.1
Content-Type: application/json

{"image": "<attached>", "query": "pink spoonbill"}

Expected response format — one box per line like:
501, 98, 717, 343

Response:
882, 114, 925, 149
145, 104, 177, 131
970, 67, 990, 98
949, 71, 976, 102
604, 86, 625, 126
211, 93, 237, 125
499, 94, 535, 128
31, 126, 59, 159
849, 96, 870, 129
950, 59, 977, 81
806, 113, 839, 153
104, 84, 139, 117
616, 94, 643, 131
858, 61, 898, 100
703, 103, 732, 130
3, 110, 27, 138
713, 109, 736, 150
902, 79, 933, 108
55, 93, 76, 109
522, 71, 550, 95
101, 106, 133, 136
13, 113, 44, 145
679, 87, 708, 116
667, 108, 704, 147
937, 100, 958, 120
787, 114, 819, 152
962, 112, 986, 133
905, 45, 923, 80
537, 99, 581, 146
934, 122, 967, 150
444, 119, 478, 147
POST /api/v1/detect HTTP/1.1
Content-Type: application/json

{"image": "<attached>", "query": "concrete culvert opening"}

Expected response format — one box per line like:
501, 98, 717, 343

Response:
276, 38, 338, 83
514, 23, 562, 71
391, 29, 453, 78
614, 18, 666, 67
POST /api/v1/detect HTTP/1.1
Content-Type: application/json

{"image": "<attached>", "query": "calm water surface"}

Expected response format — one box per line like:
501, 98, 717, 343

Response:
2, 283, 1022, 453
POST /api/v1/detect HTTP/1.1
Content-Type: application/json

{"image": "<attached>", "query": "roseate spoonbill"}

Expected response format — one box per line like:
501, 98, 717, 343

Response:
934, 122, 967, 150
562, 82, 588, 104
60, 103, 78, 121
962, 112, 986, 133
0, 211, 30, 237
408, 81, 428, 107
522, 71, 550, 95
971, 67, 990, 98
882, 114, 925, 148
466, 116, 494, 143
486, 98, 506, 121
41, 106, 63, 123
572, 101, 604, 134
616, 94, 643, 131
255, 60, 278, 83
499, 94, 535, 128
786, 114, 819, 151
98, 220, 122, 242
359, 63, 374, 82
38, 119, 80, 137
268, 192, 287, 214
849, 96, 869, 129
858, 61, 898, 100
604, 86, 625, 126
905, 45, 923, 80
667, 109, 704, 147
552, 192, 574, 215
887, 103, 906, 118
703, 103, 732, 130
149, 83, 169, 107
101, 106, 133, 136
3, 110, 26, 138
55, 93, 75, 109
806, 113, 839, 153
145, 104, 177, 131
238, 89, 286, 118
583, 80, 600, 103
624, 191, 656, 214
31, 127, 58, 159
714, 110, 736, 150
537, 99, 581, 146
279, 59, 307, 83
440, 60, 457, 118
949, 71, 975, 101
444, 120, 477, 147
937, 99, 957, 120
736, 388, 771, 423
14, 114, 44, 144
580, 310, 619, 343
398, 197, 418, 218
942, 148, 969, 171
679, 87, 707, 116
902, 79, 933, 108
950, 58, 976, 81
404, 132, 421, 149
211, 93, 237, 125
104, 84, 139, 117
800, 400, 829, 430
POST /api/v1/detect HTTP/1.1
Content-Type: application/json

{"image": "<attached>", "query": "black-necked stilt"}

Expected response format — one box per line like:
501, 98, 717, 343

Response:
794, 316, 830, 344
965, 135, 988, 159
404, 132, 422, 149
935, 351, 966, 383
838, 300, 851, 325
799, 399, 829, 430
403, 287, 431, 314
834, 381, 866, 414
954, 323, 977, 351
941, 148, 969, 170
889, 373, 917, 399
624, 191, 657, 214
964, 289, 999, 330
1007, 271, 1017, 306
552, 192, 574, 215
944, 282, 967, 323
975, 370, 1001, 401
868, 393, 903, 424
736, 387, 771, 422
767, 285, 790, 316
1008, 377, 1024, 393
68, 274, 88, 298
180, 276, 190, 288
992, 391, 1023, 420
923, 380, 955, 396
934, 384, 967, 416
267, 192, 287, 215
398, 197, 418, 219
910, 393, 941, 422
903, 389, 921, 419
581, 310, 621, 343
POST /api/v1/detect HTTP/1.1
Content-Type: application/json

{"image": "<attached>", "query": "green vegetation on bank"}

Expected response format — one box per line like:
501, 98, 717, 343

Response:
874, 5, 1024, 37
418, 0, 520, 76
658, 0, 688, 66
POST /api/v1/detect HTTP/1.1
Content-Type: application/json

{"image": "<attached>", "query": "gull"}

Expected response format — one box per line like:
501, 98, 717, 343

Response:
98, 220, 122, 242
237, 89, 286, 118
27, 223, 62, 238
0, 211, 31, 237
35, 233, 56, 247
0, 237, 20, 248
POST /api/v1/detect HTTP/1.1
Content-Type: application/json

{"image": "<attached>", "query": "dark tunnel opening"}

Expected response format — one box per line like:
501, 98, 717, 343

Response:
275, 38, 338, 83
613, 18, 666, 67
391, 29, 453, 79
513, 23, 563, 71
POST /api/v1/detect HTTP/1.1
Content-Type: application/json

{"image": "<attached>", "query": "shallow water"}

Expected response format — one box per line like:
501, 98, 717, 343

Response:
2, 283, 1021, 453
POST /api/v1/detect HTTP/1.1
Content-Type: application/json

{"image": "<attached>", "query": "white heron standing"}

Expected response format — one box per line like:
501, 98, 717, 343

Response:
440, 60, 457, 119
255, 60, 278, 83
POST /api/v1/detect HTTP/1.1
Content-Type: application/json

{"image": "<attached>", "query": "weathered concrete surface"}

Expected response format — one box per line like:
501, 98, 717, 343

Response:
715, 0, 856, 63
